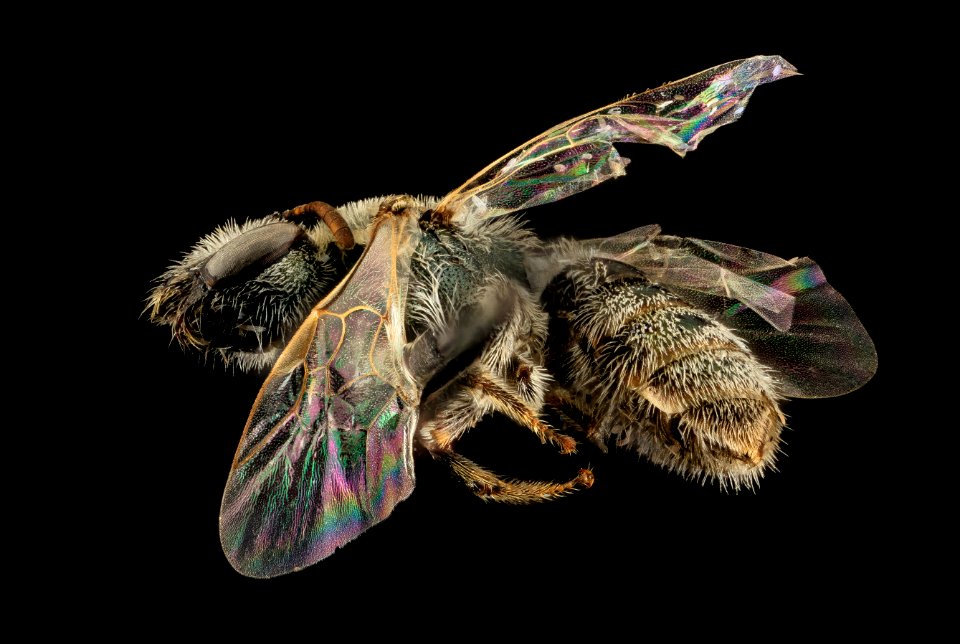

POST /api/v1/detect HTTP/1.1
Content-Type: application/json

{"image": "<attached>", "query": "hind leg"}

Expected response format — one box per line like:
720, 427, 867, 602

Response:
418, 367, 591, 503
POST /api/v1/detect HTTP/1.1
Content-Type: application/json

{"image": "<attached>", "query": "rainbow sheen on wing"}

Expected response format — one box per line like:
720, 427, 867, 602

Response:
436, 55, 796, 225
219, 214, 422, 578
603, 231, 876, 398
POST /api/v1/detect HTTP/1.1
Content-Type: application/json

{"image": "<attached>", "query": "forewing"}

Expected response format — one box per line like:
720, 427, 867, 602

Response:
220, 214, 421, 577
435, 55, 796, 226
596, 231, 877, 398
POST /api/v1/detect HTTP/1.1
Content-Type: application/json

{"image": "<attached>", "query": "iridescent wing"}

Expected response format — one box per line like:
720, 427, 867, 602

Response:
219, 213, 422, 578
434, 55, 796, 226
591, 228, 877, 398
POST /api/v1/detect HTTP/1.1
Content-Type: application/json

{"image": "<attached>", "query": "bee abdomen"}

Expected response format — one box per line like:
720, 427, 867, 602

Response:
636, 344, 784, 482
543, 258, 784, 490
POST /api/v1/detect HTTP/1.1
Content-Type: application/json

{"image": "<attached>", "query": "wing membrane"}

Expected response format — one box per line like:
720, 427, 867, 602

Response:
585, 229, 877, 398
435, 55, 796, 226
219, 214, 422, 577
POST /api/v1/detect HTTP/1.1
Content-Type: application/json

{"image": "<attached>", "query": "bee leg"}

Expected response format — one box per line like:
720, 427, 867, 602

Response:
544, 389, 608, 453
463, 372, 579, 454
418, 370, 588, 501
433, 448, 593, 504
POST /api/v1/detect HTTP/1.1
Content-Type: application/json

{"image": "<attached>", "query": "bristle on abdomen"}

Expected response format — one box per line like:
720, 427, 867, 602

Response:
543, 258, 784, 491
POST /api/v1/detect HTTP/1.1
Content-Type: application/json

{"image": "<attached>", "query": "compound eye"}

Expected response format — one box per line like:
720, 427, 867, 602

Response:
200, 222, 305, 287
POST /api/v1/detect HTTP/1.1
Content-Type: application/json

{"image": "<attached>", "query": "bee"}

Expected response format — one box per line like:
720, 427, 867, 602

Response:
148, 55, 876, 578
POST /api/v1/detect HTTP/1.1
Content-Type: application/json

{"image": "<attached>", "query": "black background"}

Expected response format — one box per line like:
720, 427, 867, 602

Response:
113, 13, 903, 623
